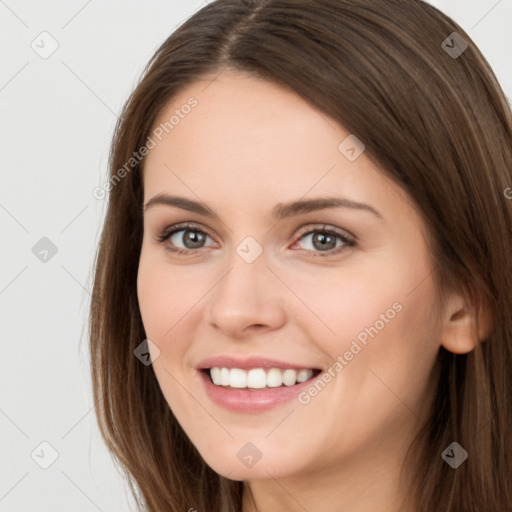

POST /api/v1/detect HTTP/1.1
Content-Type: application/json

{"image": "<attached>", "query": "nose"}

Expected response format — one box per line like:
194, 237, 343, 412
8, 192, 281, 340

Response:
203, 252, 287, 339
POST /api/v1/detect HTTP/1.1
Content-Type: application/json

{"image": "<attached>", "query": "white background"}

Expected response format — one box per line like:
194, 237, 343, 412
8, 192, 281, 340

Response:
1, 1, 511, 510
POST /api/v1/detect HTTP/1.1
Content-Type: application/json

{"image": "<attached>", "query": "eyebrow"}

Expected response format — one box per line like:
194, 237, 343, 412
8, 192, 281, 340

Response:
143, 194, 383, 221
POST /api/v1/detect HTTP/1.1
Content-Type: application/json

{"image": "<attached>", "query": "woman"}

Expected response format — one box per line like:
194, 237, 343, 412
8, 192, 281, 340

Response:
89, 1, 512, 510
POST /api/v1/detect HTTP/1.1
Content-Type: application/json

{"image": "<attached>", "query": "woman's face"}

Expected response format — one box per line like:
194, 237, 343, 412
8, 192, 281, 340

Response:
137, 69, 442, 481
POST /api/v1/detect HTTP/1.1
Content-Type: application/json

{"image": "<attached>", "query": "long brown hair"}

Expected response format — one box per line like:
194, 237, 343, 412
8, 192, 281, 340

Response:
89, 1, 512, 510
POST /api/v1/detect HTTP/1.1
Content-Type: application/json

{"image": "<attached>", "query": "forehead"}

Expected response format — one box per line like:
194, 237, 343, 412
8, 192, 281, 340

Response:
141, 70, 403, 219
146, 70, 340, 164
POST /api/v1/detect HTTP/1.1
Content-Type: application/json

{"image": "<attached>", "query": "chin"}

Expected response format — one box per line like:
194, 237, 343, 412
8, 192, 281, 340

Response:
197, 441, 301, 482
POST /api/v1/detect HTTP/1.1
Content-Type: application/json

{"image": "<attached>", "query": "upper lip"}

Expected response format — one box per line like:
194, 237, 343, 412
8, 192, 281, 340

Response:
196, 356, 320, 371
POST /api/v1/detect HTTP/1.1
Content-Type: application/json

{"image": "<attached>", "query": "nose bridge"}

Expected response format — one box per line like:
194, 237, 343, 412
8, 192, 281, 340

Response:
204, 242, 286, 335
218, 231, 269, 297
214, 245, 270, 314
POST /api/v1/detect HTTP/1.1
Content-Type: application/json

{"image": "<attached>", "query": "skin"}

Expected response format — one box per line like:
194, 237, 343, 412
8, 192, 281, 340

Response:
137, 68, 482, 512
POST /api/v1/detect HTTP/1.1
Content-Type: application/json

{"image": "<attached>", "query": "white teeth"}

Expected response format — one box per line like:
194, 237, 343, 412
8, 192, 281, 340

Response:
282, 369, 297, 386
207, 367, 314, 388
267, 368, 283, 387
210, 367, 221, 385
220, 367, 230, 386
229, 368, 247, 388
296, 369, 310, 383
247, 368, 266, 388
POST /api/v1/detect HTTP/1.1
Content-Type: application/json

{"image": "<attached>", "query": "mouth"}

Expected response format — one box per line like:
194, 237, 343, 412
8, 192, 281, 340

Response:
201, 367, 322, 390
196, 356, 324, 411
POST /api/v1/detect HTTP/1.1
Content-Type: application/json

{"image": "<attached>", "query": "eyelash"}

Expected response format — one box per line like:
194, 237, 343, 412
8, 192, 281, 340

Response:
156, 222, 356, 257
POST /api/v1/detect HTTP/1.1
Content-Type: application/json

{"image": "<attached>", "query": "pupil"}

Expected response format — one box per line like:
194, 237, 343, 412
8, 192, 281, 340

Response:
184, 230, 205, 248
313, 232, 335, 251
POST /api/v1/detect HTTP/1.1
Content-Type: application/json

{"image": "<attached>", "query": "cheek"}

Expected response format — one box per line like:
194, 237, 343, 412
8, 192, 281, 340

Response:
137, 253, 188, 364
137, 249, 197, 338
136, 258, 198, 407
137, 265, 168, 338
290, 249, 440, 402
282, 255, 412, 354
136, 251, 217, 381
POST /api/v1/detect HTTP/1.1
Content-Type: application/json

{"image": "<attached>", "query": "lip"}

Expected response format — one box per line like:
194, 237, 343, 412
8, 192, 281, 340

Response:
196, 356, 319, 371
198, 369, 320, 412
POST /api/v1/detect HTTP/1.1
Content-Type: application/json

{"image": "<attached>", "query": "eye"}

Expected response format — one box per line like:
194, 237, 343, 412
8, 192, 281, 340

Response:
156, 222, 355, 257
156, 222, 216, 255
290, 224, 355, 257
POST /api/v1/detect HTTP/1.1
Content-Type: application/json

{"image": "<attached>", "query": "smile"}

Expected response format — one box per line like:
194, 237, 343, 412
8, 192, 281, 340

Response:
207, 367, 319, 389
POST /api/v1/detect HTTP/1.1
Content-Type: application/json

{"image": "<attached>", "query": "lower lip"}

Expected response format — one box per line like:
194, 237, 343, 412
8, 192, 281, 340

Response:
198, 370, 318, 412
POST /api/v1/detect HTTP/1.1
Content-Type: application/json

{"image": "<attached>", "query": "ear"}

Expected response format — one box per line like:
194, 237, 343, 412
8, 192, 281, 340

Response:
440, 289, 493, 354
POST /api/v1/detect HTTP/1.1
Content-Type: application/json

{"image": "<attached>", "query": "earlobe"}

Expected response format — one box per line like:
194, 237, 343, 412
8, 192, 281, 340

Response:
440, 291, 493, 354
